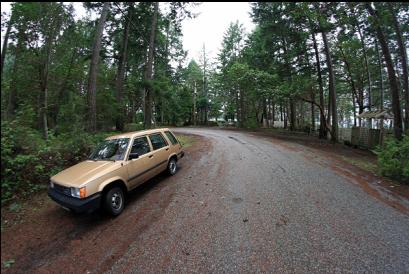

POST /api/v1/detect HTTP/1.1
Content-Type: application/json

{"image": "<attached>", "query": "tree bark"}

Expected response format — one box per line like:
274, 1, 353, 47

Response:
7, 28, 24, 118
338, 44, 364, 126
203, 43, 208, 125
144, 2, 159, 129
193, 81, 197, 126
350, 6, 373, 127
375, 39, 384, 143
320, 24, 338, 142
311, 32, 327, 139
387, 3, 409, 131
366, 3, 403, 140
87, 2, 109, 132
1, 12, 13, 77
239, 88, 244, 127
270, 103, 276, 127
115, 6, 131, 131
54, 48, 76, 125
39, 33, 53, 140
311, 88, 315, 132
39, 2, 63, 139
289, 99, 296, 131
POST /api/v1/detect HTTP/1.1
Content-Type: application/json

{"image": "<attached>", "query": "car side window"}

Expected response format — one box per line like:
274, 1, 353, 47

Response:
130, 136, 151, 157
165, 131, 178, 145
149, 133, 168, 150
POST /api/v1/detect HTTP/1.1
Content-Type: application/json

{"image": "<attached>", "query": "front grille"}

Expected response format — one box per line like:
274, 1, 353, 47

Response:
54, 183, 71, 196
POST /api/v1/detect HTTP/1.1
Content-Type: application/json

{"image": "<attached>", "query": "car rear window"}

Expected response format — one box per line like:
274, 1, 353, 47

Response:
165, 131, 179, 145
149, 133, 168, 150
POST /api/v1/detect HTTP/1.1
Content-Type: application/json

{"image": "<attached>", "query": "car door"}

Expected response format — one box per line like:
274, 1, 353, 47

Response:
126, 136, 155, 189
147, 132, 170, 176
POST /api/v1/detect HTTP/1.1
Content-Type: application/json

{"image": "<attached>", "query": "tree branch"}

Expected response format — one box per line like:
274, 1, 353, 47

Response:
299, 95, 333, 137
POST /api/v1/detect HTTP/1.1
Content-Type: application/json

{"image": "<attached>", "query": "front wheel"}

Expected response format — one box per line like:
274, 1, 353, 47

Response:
167, 158, 177, 175
103, 187, 125, 216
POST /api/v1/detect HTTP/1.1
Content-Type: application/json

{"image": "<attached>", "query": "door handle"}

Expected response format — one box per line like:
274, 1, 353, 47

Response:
166, 148, 169, 151
149, 155, 153, 158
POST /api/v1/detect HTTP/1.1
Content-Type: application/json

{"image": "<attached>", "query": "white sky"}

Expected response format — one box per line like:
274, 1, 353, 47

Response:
181, 2, 255, 64
1, 2, 255, 66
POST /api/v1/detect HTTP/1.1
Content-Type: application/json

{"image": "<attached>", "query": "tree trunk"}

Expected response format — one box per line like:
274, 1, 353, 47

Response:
321, 28, 338, 142
338, 44, 364, 126
39, 37, 53, 140
235, 90, 239, 126
270, 103, 276, 127
203, 43, 208, 125
7, 29, 24, 118
289, 100, 296, 131
353, 11, 373, 128
1, 13, 13, 77
352, 95, 357, 127
240, 88, 245, 127
366, 3, 403, 140
375, 39, 385, 143
311, 88, 315, 132
115, 7, 131, 131
388, 3, 409, 131
39, 2, 63, 139
280, 104, 283, 122
312, 32, 327, 139
54, 48, 76, 125
144, 2, 159, 129
87, 2, 109, 132
193, 81, 197, 126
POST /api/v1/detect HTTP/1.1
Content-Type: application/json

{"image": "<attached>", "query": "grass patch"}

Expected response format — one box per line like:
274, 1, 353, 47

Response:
341, 156, 378, 175
175, 134, 196, 148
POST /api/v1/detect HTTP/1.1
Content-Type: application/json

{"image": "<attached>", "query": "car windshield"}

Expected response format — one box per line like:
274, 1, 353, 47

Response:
89, 138, 130, 161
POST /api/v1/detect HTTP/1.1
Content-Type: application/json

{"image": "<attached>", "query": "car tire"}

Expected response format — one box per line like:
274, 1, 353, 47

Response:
103, 187, 125, 216
167, 158, 177, 175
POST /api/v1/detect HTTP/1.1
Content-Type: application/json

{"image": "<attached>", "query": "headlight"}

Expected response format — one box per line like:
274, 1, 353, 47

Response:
71, 187, 86, 198
50, 181, 54, 188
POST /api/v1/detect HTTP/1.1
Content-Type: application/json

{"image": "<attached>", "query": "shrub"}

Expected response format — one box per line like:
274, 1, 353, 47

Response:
1, 121, 115, 204
124, 123, 144, 132
377, 135, 409, 183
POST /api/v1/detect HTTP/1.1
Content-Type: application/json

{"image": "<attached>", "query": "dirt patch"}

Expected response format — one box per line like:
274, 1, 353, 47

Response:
1, 134, 209, 273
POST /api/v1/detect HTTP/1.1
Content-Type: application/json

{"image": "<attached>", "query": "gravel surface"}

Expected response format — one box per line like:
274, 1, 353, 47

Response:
2, 128, 408, 273
108, 128, 409, 273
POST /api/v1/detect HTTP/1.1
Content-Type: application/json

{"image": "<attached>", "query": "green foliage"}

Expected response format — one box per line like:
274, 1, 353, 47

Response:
1, 120, 115, 204
124, 123, 144, 132
377, 136, 409, 182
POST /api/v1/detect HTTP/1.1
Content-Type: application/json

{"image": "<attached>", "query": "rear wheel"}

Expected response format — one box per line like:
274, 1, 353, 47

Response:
103, 187, 125, 216
167, 158, 177, 175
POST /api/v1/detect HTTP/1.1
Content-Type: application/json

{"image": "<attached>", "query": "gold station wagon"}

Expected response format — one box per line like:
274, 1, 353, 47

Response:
48, 128, 184, 216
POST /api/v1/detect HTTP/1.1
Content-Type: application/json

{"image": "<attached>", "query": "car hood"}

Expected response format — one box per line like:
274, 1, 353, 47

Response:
51, 160, 121, 188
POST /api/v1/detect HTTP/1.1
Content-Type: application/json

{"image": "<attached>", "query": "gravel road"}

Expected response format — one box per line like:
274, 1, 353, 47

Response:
2, 128, 409, 273
110, 128, 409, 273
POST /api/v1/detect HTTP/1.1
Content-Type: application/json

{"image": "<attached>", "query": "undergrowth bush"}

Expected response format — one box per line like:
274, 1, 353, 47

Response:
1, 121, 116, 205
376, 135, 409, 183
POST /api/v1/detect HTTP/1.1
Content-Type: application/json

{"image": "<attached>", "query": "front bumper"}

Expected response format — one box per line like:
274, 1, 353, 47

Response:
48, 187, 102, 213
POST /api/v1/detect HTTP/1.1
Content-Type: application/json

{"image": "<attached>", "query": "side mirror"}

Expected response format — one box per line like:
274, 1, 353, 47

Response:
128, 152, 139, 160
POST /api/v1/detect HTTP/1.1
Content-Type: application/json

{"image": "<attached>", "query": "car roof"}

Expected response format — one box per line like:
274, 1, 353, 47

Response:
105, 128, 171, 140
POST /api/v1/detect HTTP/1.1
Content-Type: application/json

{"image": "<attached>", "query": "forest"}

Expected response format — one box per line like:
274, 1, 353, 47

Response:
1, 2, 409, 203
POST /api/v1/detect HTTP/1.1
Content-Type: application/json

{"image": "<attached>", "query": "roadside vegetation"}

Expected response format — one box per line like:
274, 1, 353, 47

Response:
1, 2, 408, 205
1, 119, 194, 205
376, 136, 409, 181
